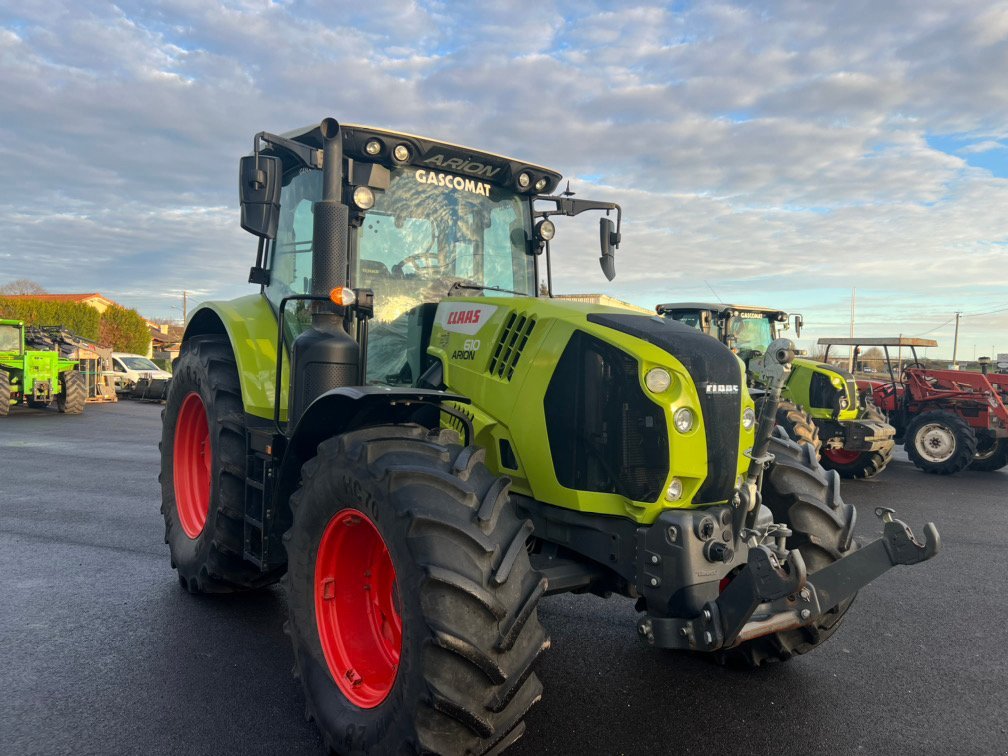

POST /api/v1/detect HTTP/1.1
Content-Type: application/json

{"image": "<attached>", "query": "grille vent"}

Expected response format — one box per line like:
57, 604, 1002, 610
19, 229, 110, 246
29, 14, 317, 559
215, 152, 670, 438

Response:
488, 312, 536, 381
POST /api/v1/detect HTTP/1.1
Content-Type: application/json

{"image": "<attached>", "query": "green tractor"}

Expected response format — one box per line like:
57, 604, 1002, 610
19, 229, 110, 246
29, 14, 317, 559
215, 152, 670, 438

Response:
161, 118, 938, 754
656, 303, 896, 479
0, 318, 86, 416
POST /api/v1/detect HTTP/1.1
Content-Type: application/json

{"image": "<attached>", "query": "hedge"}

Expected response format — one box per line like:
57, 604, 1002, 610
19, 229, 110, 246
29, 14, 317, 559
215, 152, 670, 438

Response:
0, 297, 101, 340
0, 298, 152, 354
99, 305, 152, 355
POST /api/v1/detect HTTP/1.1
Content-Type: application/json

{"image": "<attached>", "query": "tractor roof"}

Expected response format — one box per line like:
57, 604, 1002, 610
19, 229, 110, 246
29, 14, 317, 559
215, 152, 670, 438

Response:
279, 121, 564, 195
656, 302, 788, 319
817, 337, 939, 348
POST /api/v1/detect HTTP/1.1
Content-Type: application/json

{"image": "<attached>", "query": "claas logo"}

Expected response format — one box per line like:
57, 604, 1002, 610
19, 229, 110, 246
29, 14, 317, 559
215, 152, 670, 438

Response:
447, 310, 482, 326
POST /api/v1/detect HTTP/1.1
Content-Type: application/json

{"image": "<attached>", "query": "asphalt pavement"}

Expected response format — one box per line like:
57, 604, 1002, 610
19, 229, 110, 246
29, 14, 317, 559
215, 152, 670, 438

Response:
1, 402, 1006, 755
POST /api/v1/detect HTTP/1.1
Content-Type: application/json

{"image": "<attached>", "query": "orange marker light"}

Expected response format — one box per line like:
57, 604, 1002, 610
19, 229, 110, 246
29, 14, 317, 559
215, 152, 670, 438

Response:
330, 287, 356, 307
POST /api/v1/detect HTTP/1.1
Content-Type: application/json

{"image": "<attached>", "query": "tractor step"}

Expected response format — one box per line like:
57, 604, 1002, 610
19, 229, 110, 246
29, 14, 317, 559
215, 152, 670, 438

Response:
243, 428, 282, 571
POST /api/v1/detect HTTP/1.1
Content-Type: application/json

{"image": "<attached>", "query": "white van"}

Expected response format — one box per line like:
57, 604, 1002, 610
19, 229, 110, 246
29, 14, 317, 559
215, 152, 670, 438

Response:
111, 353, 172, 389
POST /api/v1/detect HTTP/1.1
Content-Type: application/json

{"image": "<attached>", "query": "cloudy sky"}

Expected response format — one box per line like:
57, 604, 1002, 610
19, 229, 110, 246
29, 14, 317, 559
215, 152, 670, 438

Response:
2, 0, 1007, 358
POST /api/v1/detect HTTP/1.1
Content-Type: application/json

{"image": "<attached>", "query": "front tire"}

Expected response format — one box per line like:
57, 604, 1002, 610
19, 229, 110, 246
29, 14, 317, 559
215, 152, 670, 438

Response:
159, 336, 281, 592
0, 370, 10, 416
905, 410, 976, 475
715, 431, 857, 667
284, 425, 548, 755
56, 370, 86, 414
970, 432, 1008, 472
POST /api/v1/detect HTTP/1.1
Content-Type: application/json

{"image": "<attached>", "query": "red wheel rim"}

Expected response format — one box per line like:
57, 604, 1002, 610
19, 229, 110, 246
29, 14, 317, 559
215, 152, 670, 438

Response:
315, 508, 402, 708
823, 448, 861, 465
173, 392, 212, 539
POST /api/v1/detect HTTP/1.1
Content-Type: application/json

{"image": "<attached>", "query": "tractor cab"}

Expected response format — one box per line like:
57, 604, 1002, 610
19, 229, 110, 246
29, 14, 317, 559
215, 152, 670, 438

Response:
655, 303, 800, 362
0, 319, 24, 356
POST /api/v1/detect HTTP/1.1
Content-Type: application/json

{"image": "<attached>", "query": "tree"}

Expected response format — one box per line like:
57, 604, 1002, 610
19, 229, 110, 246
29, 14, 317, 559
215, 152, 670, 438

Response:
0, 279, 47, 295
99, 305, 152, 354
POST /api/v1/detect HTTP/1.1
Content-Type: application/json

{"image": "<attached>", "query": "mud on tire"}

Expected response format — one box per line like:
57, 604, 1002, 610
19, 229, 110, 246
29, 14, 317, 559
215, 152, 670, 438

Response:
159, 335, 282, 592
715, 429, 857, 667
774, 399, 821, 456
284, 424, 548, 755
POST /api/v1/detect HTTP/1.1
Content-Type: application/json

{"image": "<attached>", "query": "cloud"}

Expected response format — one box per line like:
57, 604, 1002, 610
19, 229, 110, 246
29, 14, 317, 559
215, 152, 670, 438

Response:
1, 1, 1007, 353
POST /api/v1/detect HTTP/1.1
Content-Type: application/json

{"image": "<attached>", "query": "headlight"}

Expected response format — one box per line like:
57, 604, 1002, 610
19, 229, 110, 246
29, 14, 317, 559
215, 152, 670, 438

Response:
673, 407, 695, 433
839, 394, 850, 410
364, 139, 382, 156
535, 219, 556, 242
742, 407, 756, 430
393, 144, 410, 162
644, 367, 672, 393
352, 186, 375, 210
517, 172, 531, 189
665, 478, 683, 501
535, 177, 548, 192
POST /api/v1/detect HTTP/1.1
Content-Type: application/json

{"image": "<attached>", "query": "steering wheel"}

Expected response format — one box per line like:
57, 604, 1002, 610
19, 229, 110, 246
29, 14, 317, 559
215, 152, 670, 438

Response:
392, 251, 443, 276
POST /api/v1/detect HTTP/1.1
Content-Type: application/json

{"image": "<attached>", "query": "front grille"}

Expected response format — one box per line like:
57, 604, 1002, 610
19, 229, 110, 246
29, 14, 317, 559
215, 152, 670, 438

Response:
544, 331, 668, 502
587, 314, 743, 505
488, 312, 535, 380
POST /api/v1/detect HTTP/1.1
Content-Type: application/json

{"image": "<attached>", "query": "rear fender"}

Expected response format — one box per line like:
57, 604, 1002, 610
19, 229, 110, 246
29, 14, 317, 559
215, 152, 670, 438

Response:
183, 294, 286, 421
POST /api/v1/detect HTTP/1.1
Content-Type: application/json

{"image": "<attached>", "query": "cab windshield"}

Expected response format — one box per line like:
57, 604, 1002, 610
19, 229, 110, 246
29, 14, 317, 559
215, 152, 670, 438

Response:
725, 315, 774, 357
354, 167, 535, 324
0, 324, 21, 353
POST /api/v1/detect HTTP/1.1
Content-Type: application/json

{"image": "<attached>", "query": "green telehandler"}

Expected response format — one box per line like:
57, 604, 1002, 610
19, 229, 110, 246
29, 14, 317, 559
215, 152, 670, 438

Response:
656, 303, 896, 479
0, 319, 86, 416
160, 118, 938, 754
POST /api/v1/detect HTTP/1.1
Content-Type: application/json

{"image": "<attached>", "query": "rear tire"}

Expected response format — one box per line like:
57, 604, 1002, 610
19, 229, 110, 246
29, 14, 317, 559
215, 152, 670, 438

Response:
159, 336, 281, 592
714, 430, 857, 667
56, 370, 86, 414
284, 424, 548, 755
0, 371, 10, 416
970, 433, 1008, 472
905, 410, 976, 475
774, 399, 821, 455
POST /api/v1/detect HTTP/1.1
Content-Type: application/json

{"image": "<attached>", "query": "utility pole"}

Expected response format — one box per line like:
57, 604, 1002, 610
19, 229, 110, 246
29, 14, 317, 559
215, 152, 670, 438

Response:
183, 290, 188, 323
848, 288, 856, 373
951, 311, 961, 369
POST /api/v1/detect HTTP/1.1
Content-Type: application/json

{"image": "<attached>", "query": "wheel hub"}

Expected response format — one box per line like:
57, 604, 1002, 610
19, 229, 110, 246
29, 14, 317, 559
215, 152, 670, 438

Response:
314, 508, 402, 709
173, 392, 212, 538
915, 423, 956, 462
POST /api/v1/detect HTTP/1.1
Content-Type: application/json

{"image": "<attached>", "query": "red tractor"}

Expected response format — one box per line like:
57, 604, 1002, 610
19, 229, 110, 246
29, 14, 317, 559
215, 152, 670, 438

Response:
819, 337, 1008, 475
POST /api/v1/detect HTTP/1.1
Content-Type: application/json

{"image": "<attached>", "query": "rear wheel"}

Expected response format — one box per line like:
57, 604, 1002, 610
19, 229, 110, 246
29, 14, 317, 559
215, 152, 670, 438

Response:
0, 371, 10, 416
159, 336, 281, 592
905, 410, 976, 475
774, 399, 821, 455
715, 431, 857, 667
56, 370, 86, 414
285, 424, 548, 755
970, 432, 1008, 472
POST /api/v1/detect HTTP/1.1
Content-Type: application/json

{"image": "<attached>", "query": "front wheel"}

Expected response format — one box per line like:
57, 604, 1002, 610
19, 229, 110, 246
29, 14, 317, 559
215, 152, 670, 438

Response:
0, 370, 10, 416
905, 410, 977, 475
970, 432, 1008, 472
774, 399, 821, 455
56, 370, 86, 414
284, 425, 548, 755
715, 431, 857, 667
820, 403, 895, 479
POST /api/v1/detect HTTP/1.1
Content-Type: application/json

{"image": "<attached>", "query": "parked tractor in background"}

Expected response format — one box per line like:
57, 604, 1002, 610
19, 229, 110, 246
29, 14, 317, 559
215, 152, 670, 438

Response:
820, 337, 1008, 474
0, 319, 86, 416
656, 303, 896, 479
160, 118, 939, 755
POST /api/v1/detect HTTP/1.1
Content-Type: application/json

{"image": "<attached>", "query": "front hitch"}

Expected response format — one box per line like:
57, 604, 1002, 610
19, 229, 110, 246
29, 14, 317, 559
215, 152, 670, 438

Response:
638, 508, 940, 651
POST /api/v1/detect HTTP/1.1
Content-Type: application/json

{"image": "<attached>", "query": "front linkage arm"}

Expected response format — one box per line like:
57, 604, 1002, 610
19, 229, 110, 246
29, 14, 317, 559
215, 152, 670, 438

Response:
640, 508, 940, 651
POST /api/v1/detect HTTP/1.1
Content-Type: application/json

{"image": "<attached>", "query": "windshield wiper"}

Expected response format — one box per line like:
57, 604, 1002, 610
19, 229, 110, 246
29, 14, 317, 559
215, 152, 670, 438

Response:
446, 282, 530, 297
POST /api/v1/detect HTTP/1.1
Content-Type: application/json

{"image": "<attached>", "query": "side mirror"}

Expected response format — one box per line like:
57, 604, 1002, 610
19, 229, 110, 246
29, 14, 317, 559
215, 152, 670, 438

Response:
599, 217, 619, 281
793, 314, 803, 338
239, 155, 282, 239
